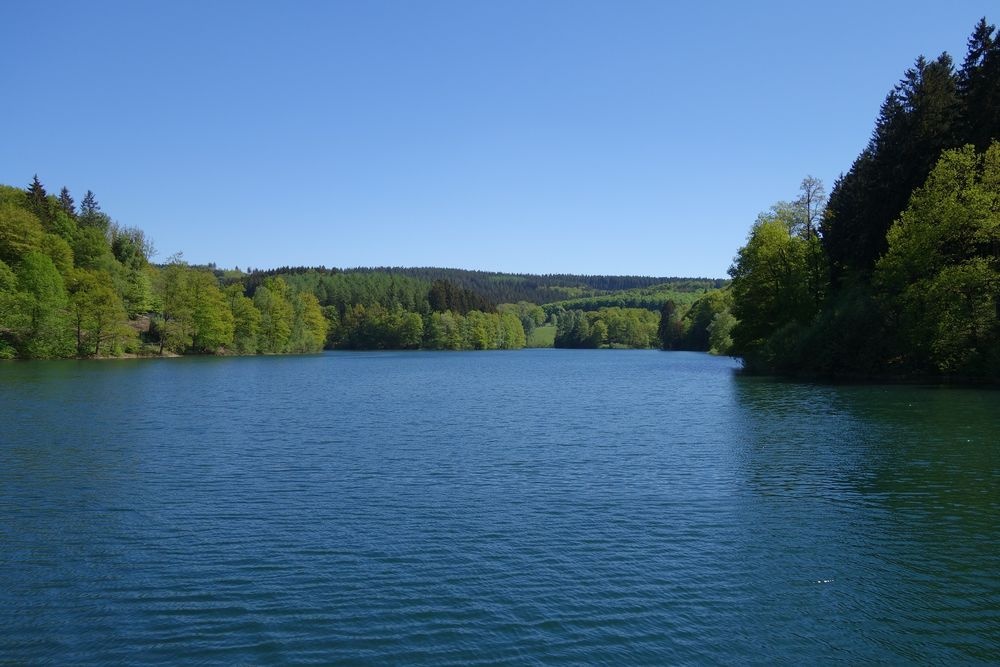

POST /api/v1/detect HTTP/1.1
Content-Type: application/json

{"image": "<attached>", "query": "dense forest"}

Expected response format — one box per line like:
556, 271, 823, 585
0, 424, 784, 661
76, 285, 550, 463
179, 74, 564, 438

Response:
11, 19, 992, 366
729, 18, 1000, 380
1, 182, 724, 356
239, 265, 721, 307
0, 181, 329, 358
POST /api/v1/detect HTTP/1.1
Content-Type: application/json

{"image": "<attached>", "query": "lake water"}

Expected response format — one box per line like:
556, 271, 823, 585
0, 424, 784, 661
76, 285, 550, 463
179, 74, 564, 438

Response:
1, 350, 998, 664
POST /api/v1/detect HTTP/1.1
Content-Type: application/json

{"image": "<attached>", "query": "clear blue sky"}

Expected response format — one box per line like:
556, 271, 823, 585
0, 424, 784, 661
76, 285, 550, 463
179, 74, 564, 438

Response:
4, 1, 996, 277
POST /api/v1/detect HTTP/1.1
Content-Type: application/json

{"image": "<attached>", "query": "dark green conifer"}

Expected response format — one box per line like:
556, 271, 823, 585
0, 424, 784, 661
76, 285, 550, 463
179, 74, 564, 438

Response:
823, 54, 960, 285
958, 18, 1000, 150
58, 187, 76, 217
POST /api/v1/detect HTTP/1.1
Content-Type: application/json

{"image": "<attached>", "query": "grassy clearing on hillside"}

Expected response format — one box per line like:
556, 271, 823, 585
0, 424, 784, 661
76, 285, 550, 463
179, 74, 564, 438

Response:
527, 325, 556, 348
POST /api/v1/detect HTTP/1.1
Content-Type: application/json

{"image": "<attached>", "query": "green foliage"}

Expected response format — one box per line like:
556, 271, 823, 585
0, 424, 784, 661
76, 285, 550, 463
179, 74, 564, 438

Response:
429, 279, 495, 314
958, 18, 1000, 152
26, 175, 52, 227
329, 304, 525, 351
526, 323, 556, 348
729, 217, 823, 365
153, 260, 196, 353
68, 269, 134, 356
342, 267, 721, 305
657, 301, 684, 350
254, 277, 294, 353
249, 270, 431, 315
115, 266, 154, 318
110, 224, 152, 269
225, 283, 260, 354
707, 309, 735, 355
40, 233, 74, 275
544, 283, 705, 314
875, 143, 1000, 376
72, 226, 116, 271
555, 307, 658, 348
678, 289, 733, 351
78, 191, 111, 232
0, 203, 44, 264
187, 270, 234, 352
16, 252, 73, 358
288, 291, 327, 353
499, 301, 546, 337
0, 259, 22, 357
823, 54, 960, 283
726, 20, 1000, 380
58, 187, 76, 218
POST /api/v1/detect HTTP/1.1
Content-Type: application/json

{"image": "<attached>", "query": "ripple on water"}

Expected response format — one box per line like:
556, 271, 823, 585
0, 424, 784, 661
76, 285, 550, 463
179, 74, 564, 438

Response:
1, 351, 998, 664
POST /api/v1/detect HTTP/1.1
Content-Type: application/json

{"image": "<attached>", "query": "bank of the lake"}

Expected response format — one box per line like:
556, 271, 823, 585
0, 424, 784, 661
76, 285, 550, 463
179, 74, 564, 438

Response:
1, 350, 997, 663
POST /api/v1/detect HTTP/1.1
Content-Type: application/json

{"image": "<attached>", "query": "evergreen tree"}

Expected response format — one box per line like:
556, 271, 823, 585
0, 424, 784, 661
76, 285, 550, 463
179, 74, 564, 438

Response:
26, 175, 46, 207
957, 18, 1000, 151
26, 175, 51, 225
78, 190, 110, 231
58, 187, 76, 218
80, 190, 99, 215
823, 54, 960, 285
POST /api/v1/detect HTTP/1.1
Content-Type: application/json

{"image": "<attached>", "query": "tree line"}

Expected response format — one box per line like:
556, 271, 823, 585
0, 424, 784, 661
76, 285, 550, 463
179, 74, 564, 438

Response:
1, 172, 731, 357
0, 181, 327, 358
339, 267, 722, 305
728, 18, 1000, 380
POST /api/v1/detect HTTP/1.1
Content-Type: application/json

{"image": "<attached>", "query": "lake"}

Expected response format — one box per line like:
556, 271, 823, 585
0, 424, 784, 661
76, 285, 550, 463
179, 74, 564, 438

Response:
1, 350, 997, 664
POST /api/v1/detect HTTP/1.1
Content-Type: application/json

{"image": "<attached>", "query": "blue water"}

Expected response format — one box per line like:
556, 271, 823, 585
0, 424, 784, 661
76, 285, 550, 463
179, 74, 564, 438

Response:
1, 350, 998, 664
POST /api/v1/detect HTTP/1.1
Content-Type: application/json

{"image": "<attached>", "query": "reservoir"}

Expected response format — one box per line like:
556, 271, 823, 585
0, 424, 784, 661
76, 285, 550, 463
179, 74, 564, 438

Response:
1, 350, 997, 663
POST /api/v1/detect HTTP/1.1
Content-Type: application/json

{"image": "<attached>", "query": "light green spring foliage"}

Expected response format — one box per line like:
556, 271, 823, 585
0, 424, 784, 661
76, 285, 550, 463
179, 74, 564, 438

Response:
331, 305, 525, 351
188, 270, 235, 353
225, 283, 260, 354
0, 177, 328, 358
707, 309, 736, 356
728, 213, 825, 368
153, 267, 325, 355
16, 252, 74, 358
288, 292, 328, 353
254, 277, 294, 353
555, 307, 659, 348
498, 301, 545, 337
68, 269, 133, 356
0, 203, 45, 265
875, 143, 1000, 375
0, 181, 149, 358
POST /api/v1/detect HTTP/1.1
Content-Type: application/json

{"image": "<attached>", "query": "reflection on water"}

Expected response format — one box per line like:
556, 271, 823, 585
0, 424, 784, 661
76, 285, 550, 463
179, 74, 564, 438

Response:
731, 377, 1000, 662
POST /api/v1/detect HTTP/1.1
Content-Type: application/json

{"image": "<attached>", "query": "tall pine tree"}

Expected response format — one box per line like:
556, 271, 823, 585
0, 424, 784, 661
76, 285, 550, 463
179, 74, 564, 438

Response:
25, 175, 51, 225
58, 187, 76, 218
957, 18, 1000, 151
822, 54, 960, 285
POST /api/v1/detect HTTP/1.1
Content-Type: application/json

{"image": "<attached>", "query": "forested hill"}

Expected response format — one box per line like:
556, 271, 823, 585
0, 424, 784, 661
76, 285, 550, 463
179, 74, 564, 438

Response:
0, 169, 725, 359
728, 17, 1000, 381
240, 265, 725, 306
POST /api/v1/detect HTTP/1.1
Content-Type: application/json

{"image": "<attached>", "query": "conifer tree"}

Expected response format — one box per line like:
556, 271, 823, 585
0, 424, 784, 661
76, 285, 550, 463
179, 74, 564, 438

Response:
823, 54, 960, 285
58, 187, 76, 218
957, 18, 1000, 151
80, 190, 99, 215
25, 175, 51, 225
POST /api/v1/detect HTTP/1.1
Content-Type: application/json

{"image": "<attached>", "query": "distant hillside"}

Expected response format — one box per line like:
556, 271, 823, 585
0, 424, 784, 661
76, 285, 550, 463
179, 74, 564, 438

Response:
544, 282, 712, 313
236, 265, 726, 306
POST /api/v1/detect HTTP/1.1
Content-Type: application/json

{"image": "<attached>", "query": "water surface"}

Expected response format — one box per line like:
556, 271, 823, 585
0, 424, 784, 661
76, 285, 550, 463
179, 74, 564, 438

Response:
1, 350, 997, 663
